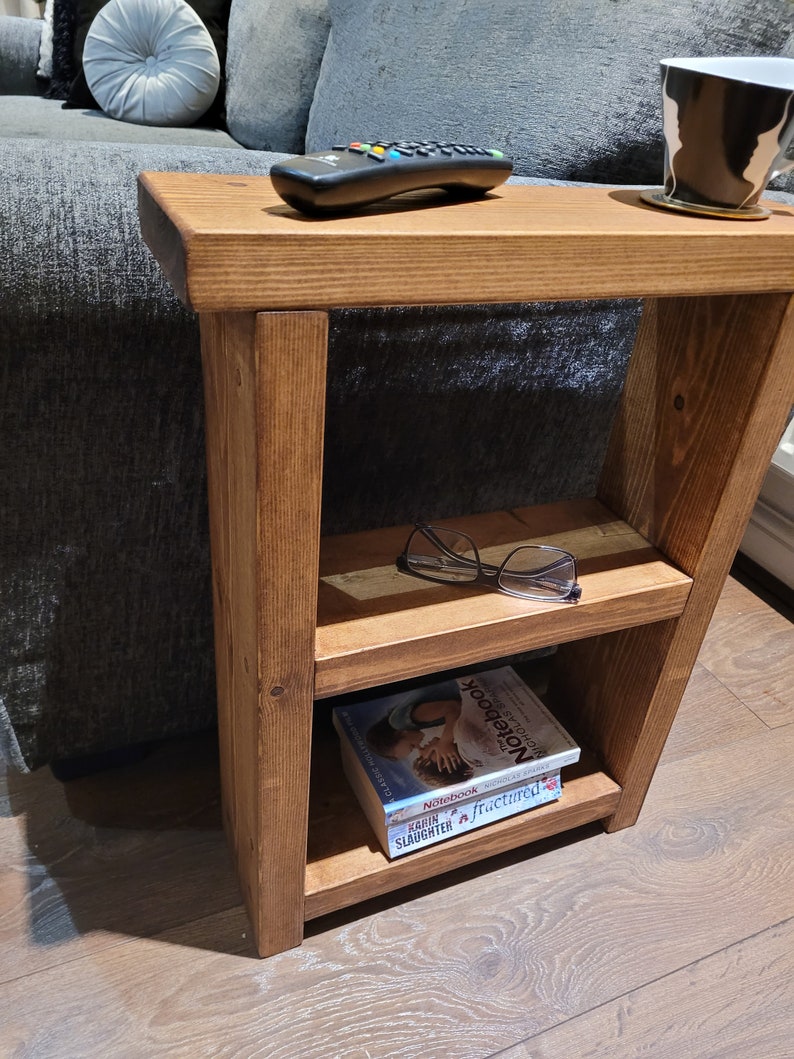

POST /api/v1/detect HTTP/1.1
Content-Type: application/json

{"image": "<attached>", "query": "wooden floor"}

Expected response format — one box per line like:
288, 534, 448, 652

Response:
1, 571, 792, 1058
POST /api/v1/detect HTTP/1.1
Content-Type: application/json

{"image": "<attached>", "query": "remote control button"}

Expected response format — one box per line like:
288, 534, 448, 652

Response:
488, 149, 505, 158
388, 150, 401, 159
368, 150, 386, 161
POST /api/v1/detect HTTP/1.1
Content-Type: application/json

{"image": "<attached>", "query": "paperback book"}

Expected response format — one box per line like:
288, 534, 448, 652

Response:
340, 735, 562, 857
332, 665, 580, 838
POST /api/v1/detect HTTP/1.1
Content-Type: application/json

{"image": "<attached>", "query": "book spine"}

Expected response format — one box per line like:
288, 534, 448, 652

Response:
383, 746, 579, 825
385, 772, 562, 857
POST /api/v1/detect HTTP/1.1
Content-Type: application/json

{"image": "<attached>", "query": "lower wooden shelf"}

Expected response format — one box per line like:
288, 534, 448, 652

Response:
304, 734, 622, 920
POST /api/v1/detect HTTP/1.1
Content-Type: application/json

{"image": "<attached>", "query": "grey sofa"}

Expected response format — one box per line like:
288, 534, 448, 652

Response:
1, 0, 792, 773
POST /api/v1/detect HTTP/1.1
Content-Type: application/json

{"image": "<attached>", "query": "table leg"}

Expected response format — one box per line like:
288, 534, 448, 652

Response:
553, 292, 794, 830
200, 310, 329, 956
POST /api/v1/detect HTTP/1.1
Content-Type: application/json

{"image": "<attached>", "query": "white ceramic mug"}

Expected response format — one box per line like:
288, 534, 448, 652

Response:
658, 56, 794, 215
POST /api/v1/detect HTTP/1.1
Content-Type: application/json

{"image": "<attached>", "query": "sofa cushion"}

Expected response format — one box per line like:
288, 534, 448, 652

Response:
307, 0, 794, 186
83, 0, 221, 126
224, 0, 330, 153
0, 12, 44, 94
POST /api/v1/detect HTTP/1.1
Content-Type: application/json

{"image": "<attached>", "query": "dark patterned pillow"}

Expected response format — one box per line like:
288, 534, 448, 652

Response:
44, 0, 76, 98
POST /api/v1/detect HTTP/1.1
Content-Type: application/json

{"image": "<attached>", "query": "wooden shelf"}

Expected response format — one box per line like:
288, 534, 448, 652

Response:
315, 498, 692, 697
305, 734, 620, 920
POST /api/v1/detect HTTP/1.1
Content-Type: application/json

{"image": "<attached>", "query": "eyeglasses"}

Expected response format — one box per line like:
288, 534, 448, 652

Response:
396, 523, 581, 603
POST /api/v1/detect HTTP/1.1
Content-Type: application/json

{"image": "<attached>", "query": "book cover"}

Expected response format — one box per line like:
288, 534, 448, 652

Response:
340, 739, 562, 857
332, 665, 579, 827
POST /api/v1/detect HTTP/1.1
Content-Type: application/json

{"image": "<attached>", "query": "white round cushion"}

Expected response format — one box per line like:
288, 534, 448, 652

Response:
83, 0, 221, 127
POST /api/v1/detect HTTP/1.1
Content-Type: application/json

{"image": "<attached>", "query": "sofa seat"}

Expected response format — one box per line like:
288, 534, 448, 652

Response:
0, 95, 241, 147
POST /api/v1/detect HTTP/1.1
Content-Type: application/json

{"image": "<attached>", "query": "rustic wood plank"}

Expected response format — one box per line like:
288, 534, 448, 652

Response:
318, 500, 643, 614
137, 174, 794, 312
304, 752, 621, 920
201, 310, 329, 956
600, 294, 794, 574
315, 500, 691, 697
199, 311, 261, 944
315, 577, 690, 699
552, 292, 794, 831
251, 310, 328, 955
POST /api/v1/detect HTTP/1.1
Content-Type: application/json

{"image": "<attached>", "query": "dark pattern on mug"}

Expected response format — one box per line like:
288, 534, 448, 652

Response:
662, 61, 794, 210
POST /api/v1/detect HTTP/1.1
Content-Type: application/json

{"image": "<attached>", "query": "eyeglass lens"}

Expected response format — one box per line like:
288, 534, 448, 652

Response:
499, 546, 578, 599
405, 526, 479, 582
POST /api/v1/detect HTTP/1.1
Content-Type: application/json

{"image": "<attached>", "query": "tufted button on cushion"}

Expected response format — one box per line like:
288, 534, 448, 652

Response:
83, 0, 221, 127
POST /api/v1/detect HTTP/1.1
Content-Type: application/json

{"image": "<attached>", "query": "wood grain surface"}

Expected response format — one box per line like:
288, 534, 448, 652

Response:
200, 310, 329, 956
501, 920, 794, 1059
137, 174, 794, 311
696, 578, 794, 730
315, 499, 692, 697
551, 291, 794, 831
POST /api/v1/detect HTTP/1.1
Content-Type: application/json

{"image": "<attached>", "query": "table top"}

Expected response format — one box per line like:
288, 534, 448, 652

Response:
138, 172, 794, 312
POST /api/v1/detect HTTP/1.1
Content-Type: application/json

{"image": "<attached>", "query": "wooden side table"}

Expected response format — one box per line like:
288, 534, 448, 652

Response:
138, 176, 794, 957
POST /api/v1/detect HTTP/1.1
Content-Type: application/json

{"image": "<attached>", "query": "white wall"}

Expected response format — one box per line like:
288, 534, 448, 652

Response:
740, 421, 794, 590
0, 1, 44, 15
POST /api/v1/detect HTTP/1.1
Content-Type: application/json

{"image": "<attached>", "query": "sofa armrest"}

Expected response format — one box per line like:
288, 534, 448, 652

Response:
0, 16, 43, 95
0, 136, 293, 771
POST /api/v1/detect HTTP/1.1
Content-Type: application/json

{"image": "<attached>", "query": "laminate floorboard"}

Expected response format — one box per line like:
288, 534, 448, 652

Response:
695, 576, 794, 729
0, 733, 240, 979
497, 918, 794, 1059
0, 573, 791, 1059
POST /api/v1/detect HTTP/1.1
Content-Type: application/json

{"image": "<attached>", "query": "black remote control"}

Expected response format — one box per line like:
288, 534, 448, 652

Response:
269, 140, 513, 215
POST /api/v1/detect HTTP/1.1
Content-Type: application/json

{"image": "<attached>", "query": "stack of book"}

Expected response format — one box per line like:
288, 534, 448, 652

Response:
332, 665, 580, 858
